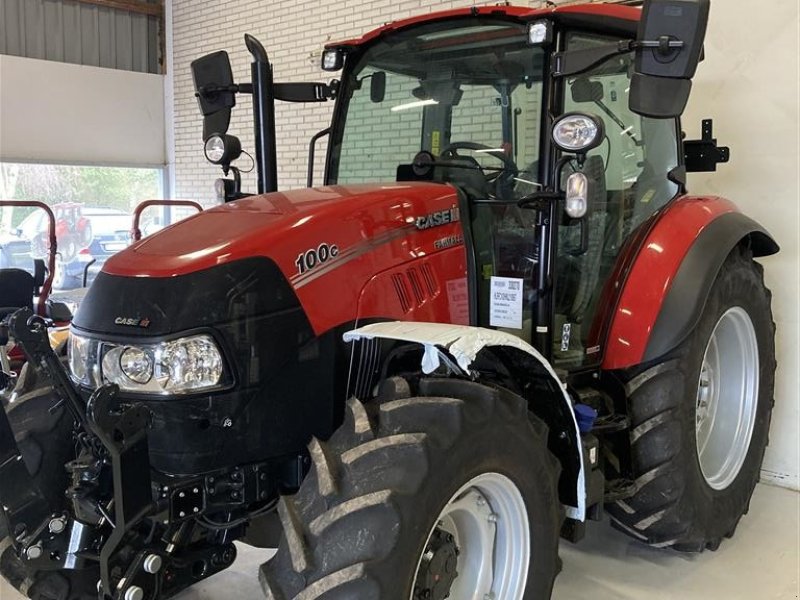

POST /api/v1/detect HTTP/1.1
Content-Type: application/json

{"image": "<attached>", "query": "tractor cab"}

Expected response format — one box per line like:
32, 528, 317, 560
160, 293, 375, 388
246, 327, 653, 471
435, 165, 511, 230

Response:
0, 2, 779, 599
324, 14, 689, 370
194, 1, 720, 370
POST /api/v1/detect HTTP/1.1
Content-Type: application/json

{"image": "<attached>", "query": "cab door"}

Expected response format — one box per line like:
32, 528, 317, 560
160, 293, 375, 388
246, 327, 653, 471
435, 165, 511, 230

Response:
553, 32, 680, 368
551, 31, 682, 369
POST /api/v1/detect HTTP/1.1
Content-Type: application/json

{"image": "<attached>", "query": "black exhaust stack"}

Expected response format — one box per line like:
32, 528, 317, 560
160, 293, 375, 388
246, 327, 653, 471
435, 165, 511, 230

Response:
245, 34, 278, 194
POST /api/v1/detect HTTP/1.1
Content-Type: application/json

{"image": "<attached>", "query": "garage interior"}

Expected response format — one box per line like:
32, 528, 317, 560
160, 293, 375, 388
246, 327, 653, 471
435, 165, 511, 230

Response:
0, 0, 798, 599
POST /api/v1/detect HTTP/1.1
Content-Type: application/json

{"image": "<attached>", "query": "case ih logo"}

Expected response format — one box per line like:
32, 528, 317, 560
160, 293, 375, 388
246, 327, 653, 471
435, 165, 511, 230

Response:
114, 317, 151, 328
415, 207, 460, 230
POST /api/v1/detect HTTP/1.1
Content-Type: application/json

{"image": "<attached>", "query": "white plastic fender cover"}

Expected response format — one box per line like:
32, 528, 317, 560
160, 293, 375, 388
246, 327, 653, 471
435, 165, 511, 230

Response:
343, 321, 586, 521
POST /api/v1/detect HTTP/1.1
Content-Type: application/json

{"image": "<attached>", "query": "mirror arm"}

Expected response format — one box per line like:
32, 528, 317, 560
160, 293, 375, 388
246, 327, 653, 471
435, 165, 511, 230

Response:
222, 165, 242, 192
555, 38, 686, 78
562, 218, 591, 257
632, 38, 685, 54
273, 82, 338, 103
554, 41, 631, 78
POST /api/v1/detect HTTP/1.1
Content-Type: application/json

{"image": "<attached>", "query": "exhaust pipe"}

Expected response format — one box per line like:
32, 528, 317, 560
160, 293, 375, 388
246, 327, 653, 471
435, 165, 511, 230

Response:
245, 34, 278, 194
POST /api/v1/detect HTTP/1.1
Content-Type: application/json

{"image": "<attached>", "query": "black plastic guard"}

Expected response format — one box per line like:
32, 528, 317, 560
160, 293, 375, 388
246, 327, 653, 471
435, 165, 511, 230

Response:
643, 212, 779, 362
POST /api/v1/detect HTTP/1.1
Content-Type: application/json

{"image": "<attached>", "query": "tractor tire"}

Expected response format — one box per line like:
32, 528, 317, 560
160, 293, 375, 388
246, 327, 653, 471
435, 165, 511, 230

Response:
608, 246, 776, 551
51, 261, 81, 291
0, 367, 99, 600
260, 377, 563, 599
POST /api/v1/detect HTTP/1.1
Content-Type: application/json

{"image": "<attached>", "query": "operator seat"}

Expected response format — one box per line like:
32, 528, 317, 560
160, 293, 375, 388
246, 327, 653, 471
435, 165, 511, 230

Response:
0, 268, 35, 318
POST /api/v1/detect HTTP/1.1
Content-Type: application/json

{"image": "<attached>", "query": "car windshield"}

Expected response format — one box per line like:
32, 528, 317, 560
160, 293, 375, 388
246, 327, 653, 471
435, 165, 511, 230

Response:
17, 211, 45, 240
330, 19, 547, 200
87, 214, 131, 237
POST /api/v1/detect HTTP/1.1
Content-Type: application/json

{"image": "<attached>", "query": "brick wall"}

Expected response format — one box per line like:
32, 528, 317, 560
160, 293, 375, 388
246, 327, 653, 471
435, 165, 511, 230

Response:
169, 0, 561, 203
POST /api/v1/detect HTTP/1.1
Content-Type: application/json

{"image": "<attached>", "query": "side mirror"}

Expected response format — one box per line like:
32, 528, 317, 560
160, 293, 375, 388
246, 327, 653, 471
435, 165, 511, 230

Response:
630, 0, 711, 118
370, 72, 386, 103
191, 51, 236, 140
571, 77, 604, 103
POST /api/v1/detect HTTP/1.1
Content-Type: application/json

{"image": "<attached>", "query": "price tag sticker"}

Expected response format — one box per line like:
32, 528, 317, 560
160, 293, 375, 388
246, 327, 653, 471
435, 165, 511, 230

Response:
490, 276, 524, 329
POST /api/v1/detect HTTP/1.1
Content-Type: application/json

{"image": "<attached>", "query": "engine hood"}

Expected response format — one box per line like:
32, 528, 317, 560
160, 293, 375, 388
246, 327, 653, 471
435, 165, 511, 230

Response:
100, 182, 465, 334
104, 183, 458, 279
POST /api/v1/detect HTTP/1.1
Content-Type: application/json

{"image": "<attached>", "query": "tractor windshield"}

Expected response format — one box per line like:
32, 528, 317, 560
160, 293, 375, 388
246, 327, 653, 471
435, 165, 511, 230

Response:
329, 19, 546, 200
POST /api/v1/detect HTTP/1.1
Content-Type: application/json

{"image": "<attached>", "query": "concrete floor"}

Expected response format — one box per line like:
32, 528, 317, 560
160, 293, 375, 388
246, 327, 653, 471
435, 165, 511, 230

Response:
1, 484, 797, 599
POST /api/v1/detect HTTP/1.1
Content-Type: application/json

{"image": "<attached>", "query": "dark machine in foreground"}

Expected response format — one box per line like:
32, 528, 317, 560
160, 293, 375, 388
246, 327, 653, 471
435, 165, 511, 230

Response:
0, 2, 778, 599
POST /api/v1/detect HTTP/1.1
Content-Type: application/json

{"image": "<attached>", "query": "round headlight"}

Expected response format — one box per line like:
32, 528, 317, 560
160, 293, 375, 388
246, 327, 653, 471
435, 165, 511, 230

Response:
204, 136, 226, 164
119, 347, 153, 384
203, 133, 241, 166
552, 114, 604, 153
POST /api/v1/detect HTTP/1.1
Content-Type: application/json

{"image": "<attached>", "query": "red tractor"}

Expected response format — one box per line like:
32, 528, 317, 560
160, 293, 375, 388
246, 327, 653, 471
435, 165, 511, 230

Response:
0, 1, 778, 599
29, 203, 93, 265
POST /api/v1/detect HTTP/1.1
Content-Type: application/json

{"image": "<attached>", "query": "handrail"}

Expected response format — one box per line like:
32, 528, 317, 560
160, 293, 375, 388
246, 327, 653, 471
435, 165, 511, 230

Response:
130, 200, 204, 242
0, 200, 57, 316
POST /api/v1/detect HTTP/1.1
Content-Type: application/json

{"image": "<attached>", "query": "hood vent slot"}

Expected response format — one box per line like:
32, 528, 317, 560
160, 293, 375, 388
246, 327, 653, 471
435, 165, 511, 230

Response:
407, 268, 426, 306
420, 263, 439, 296
391, 273, 412, 313
391, 262, 441, 314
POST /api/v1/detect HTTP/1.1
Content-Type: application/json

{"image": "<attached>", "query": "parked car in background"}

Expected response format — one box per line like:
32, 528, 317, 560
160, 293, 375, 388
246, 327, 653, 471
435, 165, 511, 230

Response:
77, 207, 132, 288
0, 230, 34, 274
8, 205, 132, 290
23, 203, 93, 264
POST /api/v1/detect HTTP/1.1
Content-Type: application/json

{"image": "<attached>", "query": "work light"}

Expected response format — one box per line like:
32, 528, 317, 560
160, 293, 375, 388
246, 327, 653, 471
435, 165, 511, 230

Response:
528, 21, 552, 46
322, 48, 344, 71
565, 172, 589, 219
203, 134, 242, 166
552, 114, 604, 153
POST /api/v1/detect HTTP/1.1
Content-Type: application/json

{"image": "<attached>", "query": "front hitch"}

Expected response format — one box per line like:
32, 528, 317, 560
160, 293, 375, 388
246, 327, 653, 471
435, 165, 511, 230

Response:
86, 385, 158, 599
5, 309, 163, 599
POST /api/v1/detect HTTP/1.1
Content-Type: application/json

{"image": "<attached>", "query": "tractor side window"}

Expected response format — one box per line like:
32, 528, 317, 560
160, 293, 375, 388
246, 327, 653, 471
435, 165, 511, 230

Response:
553, 32, 680, 368
449, 83, 543, 186
337, 68, 423, 184
563, 36, 679, 229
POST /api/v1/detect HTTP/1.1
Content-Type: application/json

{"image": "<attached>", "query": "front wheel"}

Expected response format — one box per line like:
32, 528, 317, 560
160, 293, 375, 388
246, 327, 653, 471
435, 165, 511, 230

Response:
608, 245, 776, 551
0, 364, 100, 599
260, 377, 563, 599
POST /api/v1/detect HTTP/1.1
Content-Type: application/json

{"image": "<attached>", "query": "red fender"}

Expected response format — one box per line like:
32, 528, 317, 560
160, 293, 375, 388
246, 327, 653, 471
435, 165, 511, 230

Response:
602, 195, 738, 370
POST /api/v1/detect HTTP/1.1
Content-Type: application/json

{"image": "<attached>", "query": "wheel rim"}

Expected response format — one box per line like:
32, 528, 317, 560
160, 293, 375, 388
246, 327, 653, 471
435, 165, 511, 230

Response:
410, 472, 530, 600
695, 307, 759, 491
52, 261, 65, 289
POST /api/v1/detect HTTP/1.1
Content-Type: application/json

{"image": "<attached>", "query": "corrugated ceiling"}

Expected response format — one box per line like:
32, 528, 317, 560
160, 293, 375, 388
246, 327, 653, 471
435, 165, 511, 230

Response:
0, 0, 160, 74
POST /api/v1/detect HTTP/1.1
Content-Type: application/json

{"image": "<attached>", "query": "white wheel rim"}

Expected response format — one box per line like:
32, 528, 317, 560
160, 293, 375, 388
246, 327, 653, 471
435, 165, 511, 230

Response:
696, 307, 759, 491
411, 472, 530, 600
53, 261, 65, 289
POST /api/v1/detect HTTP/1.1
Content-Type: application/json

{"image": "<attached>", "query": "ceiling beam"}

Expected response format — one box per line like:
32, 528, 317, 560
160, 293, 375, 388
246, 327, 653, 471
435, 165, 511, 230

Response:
71, 0, 163, 17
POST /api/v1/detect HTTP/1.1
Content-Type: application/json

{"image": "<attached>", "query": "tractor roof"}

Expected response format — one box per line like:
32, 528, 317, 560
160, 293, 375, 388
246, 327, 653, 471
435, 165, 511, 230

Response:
327, 3, 641, 50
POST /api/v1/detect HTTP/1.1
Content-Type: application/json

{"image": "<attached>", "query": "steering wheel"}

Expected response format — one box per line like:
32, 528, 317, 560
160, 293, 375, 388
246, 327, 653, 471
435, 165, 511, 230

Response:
440, 142, 519, 199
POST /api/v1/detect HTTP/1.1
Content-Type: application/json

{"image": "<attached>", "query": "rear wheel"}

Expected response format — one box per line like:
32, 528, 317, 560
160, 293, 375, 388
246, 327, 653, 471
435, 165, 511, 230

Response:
260, 377, 562, 599
0, 366, 99, 600
608, 246, 776, 551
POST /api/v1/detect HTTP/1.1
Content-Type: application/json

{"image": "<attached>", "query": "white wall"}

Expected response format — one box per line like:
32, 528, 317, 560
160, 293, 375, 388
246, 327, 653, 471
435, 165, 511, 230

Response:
0, 54, 165, 167
684, 0, 800, 490
168, 1, 800, 489
168, 0, 544, 203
